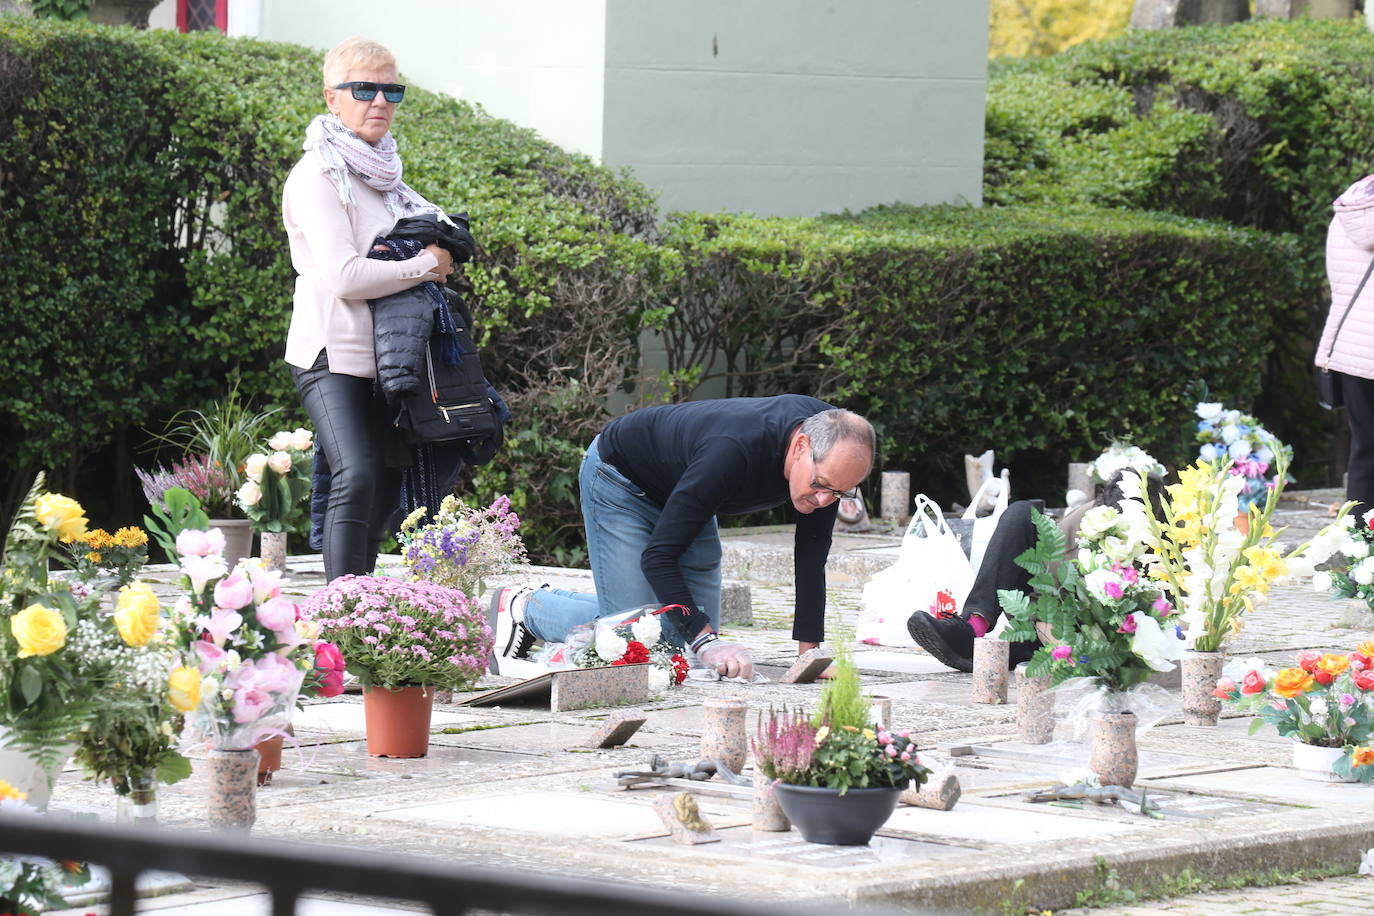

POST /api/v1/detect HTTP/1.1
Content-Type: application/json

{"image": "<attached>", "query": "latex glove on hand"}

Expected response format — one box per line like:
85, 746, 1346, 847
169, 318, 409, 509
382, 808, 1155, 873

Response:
695, 639, 755, 681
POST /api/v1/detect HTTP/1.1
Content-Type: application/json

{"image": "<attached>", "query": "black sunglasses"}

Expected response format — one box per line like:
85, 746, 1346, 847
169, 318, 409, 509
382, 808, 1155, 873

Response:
333, 81, 406, 104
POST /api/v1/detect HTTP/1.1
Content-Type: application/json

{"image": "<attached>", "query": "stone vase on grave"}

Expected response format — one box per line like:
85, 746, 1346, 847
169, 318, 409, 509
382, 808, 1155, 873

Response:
1089, 711, 1138, 788
751, 769, 790, 832
1181, 650, 1225, 727
971, 638, 1010, 704
259, 530, 288, 574
363, 686, 435, 758
700, 698, 749, 773
1015, 664, 1055, 744
207, 747, 259, 832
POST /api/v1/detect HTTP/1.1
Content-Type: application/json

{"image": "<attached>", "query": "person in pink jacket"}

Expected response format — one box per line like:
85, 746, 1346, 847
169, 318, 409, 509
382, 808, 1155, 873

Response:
283, 37, 454, 580
1317, 175, 1374, 526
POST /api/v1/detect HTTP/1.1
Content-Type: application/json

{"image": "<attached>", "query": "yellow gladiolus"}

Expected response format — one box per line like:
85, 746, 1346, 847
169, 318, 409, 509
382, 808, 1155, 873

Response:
11, 603, 67, 658
113, 582, 160, 647
167, 666, 202, 712
34, 493, 88, 540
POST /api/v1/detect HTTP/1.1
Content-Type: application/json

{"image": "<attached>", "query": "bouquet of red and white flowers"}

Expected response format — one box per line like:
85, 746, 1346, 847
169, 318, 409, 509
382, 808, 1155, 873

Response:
540, 606, 689, 694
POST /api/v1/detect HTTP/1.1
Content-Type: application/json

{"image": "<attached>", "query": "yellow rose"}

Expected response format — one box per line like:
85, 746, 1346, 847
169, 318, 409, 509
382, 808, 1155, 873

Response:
33, 493, 88, 540
11, 603, 67, 658
167, 666, 202, 713
113, 582, 160, 647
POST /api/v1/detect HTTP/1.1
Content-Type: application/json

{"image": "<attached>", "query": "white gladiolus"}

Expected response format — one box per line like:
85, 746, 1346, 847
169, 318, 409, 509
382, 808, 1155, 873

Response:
268, 450, 293, 475
1131, 614, 1184, 671
244, 453, 268, 482
1199, 443, 1219, 462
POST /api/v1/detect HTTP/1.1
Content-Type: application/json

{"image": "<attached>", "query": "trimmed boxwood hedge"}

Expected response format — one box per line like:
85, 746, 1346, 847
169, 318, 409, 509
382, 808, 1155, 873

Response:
656, 204, 1309, 504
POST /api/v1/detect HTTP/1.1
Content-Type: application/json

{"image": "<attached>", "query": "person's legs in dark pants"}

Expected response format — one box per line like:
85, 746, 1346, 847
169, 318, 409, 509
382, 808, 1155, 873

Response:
294, 351, 401, 581
907, 500, 1041, 672
1344, 372, 1374, 527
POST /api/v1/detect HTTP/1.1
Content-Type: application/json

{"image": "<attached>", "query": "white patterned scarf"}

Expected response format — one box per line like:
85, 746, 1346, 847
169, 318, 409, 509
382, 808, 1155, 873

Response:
303, 113, 441, 221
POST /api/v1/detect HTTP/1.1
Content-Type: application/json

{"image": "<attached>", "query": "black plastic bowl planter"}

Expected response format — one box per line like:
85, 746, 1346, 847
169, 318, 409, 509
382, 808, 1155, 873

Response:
772, 783, 904, 845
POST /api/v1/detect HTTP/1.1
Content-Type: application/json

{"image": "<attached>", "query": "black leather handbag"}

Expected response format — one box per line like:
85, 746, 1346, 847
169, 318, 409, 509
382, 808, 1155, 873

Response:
1316, 257, 1374, 411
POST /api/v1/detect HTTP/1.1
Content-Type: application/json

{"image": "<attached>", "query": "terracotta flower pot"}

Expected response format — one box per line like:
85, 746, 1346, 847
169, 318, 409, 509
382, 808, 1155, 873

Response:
772, 783, 902, 845
1182, 650, 1224, 727
363, 686, 435, 758
254, 735, 284, 786
1090, 711, 1138, 788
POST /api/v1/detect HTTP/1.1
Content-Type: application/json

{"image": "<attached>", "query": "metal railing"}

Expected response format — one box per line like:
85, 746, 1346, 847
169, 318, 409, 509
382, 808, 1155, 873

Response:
1, 813, 899, 916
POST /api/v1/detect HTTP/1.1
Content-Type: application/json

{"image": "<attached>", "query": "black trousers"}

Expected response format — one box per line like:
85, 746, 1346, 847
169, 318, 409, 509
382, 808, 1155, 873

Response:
293, 350, 401, 581
1343, 371, 1374, 526
960, 500, 1037, 625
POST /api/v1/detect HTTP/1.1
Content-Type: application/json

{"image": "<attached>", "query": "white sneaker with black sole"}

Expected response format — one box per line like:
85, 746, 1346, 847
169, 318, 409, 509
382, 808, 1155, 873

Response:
488, 585, 540, 674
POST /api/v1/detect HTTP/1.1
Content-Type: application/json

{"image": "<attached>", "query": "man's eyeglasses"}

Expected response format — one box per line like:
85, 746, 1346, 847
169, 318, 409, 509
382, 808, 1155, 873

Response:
333, 81, 406, 104
809, 477, 860, 500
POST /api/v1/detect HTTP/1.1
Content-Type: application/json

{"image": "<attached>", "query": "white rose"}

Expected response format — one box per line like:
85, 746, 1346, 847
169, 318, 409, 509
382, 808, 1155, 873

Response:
1310, 698, 1329, 719
1356, 566, 1374, 587
244, 453, 268, 482
289, 427, 313, 451
1228, 439, 1252, 460
268, 450, 293, 475
237, 479, 262, 507
1079, 505, 1121, 541
1199, 443, 1219, 462
268, 431, 292, 451
1312, 571, 1333, 592
1221, 424, 1241, 445
1196, 402, 1223, 420
1347, 539, 1370, 560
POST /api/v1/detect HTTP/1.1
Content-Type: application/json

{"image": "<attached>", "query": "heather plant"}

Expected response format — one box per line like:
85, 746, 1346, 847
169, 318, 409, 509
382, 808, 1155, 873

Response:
137, 455, 234, 520
753, 708, 819, 785
300, 576, 493, 690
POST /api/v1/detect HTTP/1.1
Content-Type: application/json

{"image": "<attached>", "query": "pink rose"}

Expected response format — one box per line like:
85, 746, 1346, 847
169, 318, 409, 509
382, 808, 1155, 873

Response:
1240, 670, 1266, 695
1117, 614, 1137, 634
1297, 649, 1322, 673
1212, 677, 1236, 699
176, 527, 226, 559
268, 451, 293, 475
885, 744, 898, 758
214, 573, 254, 611
313, 642, 346, 698
1103, 581, 1124, 600
252, 654, 299, 694
1051, 645, 1073, 661
231, 688, 273, 724
1152, 596, 1173, 617
255, 596, 297, 633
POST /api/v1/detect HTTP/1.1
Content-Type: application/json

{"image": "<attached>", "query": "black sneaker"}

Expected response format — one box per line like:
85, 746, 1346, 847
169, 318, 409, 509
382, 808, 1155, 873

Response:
907, 612, 976, 673
488, 586, 539, 674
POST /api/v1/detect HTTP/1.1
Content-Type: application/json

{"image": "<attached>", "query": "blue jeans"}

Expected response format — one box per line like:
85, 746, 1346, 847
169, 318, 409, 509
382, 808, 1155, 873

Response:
523, 436, 722, 648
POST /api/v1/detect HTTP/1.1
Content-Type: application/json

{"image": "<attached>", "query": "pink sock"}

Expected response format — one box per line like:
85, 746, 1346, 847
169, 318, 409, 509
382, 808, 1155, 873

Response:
967, 614, 990, 637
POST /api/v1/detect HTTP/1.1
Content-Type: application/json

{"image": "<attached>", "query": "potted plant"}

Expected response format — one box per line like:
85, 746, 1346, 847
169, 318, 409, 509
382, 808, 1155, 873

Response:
300, 576, 493, 758
1215, 648, 1374, 782
751, 643, 929, 845
166, 529, 337, 830
999, 505, 1185, 786
397, 494, 526, 599
1120, 454, 1350, 726
142, 386, 282, 567
236, 427, 314, 572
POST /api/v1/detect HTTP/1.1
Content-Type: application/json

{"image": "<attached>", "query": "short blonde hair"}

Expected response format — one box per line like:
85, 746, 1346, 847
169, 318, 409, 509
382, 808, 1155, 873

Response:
322, 37, 397, 87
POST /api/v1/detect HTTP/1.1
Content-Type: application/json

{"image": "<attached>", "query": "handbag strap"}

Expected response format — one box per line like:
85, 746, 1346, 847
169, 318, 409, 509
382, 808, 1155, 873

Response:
1322, 255, 1374, 368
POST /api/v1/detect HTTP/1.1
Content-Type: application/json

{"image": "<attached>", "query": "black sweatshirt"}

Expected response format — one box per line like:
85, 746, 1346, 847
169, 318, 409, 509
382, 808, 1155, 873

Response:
598, 395, 838, 643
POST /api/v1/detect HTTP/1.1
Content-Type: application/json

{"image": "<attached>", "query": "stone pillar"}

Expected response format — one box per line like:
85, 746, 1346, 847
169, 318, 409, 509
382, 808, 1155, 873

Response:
881, 471, 910, 525
1132, 0, 1249, 27
88, 0, 161, 27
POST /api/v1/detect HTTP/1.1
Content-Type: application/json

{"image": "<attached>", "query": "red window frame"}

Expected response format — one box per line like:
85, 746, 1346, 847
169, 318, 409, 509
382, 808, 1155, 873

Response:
176, 0, 228, 33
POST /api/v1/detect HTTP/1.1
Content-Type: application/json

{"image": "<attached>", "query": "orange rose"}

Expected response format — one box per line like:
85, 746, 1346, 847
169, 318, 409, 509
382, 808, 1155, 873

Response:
1319, 653, 1351, 677
1273, 667, 1315, 698
1357, 641, 1374, 659
1352, 746, 1374, 768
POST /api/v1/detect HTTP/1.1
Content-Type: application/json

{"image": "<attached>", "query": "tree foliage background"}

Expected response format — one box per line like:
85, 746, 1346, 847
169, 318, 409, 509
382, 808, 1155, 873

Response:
989, 0, 1134, 57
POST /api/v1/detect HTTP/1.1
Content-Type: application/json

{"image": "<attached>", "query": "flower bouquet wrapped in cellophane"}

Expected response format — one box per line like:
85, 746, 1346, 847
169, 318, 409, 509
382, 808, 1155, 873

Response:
397, 494, 525, 599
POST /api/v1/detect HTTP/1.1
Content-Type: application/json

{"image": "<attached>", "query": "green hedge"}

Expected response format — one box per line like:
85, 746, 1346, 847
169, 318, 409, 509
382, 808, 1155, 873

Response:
983, 18, 1374, 489
657, 204, 1309, 505
0, 18, 668, 557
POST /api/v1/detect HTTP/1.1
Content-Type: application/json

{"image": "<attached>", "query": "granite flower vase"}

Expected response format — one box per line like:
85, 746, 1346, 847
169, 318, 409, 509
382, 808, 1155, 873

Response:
1182, 650, 1224, 727
207, 747, 259, 832
1089, 711, 1138, 788
259, 530, 288, 573
363, 686, 435, 758
772, 783, 903, 846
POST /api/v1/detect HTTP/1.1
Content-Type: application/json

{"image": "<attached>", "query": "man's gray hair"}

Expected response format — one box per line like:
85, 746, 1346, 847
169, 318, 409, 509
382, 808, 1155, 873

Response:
801, 409, 876, 462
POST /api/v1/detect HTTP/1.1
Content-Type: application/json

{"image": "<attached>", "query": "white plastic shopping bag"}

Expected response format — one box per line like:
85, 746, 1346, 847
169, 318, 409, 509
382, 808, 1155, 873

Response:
963, 469, 1010, 575
856, 495, 974, 647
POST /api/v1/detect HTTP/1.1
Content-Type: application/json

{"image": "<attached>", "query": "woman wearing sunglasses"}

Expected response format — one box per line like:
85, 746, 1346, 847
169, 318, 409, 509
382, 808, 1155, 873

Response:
282, 36, 455, 581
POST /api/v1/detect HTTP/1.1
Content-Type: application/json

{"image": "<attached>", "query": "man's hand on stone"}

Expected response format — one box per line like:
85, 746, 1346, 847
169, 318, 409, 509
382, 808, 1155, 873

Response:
696, 639, 755, 680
